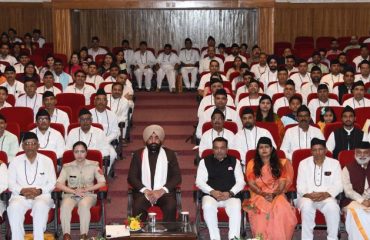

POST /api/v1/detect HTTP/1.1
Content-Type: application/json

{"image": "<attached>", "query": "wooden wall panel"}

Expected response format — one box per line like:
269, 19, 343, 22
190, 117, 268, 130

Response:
275, 3, 370, 44
0, 3, 52, 42
258, 7, 274, 54
52, 8, 73, 57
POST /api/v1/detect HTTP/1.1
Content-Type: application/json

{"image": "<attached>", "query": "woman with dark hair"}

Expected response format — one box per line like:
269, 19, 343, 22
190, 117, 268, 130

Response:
98, 52, 115, 75
39, 54, 55, 79
79, 47, 92, 63
244, 137, 297, 239
317, 106, 337, 132
255, 94, 285, 138
64, 52, 81, 77
225, 56, 247, 88
115, 49, 127, 71
19, 62, 40, 83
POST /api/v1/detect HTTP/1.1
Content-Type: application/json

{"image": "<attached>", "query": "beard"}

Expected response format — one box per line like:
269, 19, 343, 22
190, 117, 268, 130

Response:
147, 143, 161, 153
244, 123, 254, 130
355, 156, 370, 165
312, 77, 321, 84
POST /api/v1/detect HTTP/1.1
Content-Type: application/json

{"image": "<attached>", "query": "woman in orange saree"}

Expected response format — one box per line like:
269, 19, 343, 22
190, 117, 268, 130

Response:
243, 137, 297, 240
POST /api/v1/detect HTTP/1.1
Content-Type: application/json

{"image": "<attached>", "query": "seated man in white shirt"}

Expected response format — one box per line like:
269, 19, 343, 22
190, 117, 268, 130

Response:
86, 62, 104, 89
196, 137, 245, 240
308, 84, 340, 122
342, 80, 370, 108
198, 61, 227, 97
236, 79, 262, 113
321, 59, 343, 90
37, 71, 62, 95
87, 36, 108, 61
273, 79, 298, 114
104, 64, 120, 83
7, 132, 56, 240
133, 41, 156, 91
234, 107, 276, 165
308, 51, 329, 74
1, 65, 24, 97
199, 46, 224, 74
32, 29, 46, 48
259, 55, 278, 91
155, 44, 180, 93
42, 91, 70, 136
333, 67, 355, 103
121, 39, 135, 74
20, 109, 65, 159
286, 55, 298, 75
113, 70, 134, 108
224, 43, 247, 64
15, 79, 42, 115
198, 77, 235, 118
197, 88, 243, 139
65, 70, 95, 105
353, 44, 370, 72
0, 86, 12, 109
235, 71, 257, 105
300, 66, 322, 104
355, 60, 370, 84
0, 114, 18, 163
179, 38, 200, 91
296, 138, 343, 240
341, 141, 370, 240
198, 109, 235, 156
200, 36, 217, 58
281, 105, 324, 160
90, 89, 119, 174
280, 95, 303, 127
290, 59, 311, 91
14, 52, 39, 74
250, 52, 269, 80
266, 66, 288, 98
0, 158, 6, 219
0, 43, 17, 66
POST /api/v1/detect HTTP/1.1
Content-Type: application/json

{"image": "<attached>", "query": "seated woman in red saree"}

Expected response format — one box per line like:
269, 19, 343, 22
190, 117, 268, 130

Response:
243, 137, 297, 240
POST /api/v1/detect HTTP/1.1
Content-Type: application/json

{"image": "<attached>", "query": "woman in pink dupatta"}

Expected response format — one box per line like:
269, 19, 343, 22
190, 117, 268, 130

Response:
243, 137, 297, 240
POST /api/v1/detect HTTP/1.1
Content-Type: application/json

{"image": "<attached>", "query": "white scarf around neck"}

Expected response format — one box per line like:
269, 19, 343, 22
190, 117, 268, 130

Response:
141, 147, 168, 190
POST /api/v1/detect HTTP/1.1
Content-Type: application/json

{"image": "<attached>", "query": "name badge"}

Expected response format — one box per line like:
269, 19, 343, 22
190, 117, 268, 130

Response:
69, 176, 77, 178
40, 172, 45, 175
324, 171, 331, 176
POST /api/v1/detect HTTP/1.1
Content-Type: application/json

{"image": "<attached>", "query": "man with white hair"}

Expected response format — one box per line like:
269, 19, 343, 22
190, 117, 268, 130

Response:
128, 125, 182, 222
342, 141, 370, 240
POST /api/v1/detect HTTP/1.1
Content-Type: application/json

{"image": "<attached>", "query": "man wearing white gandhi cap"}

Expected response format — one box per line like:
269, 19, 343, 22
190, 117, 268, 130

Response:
128, 124, 181, 221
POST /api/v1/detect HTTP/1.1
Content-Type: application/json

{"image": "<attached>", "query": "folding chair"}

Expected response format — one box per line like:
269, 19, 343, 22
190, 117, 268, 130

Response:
53, 53, 68, 66
0, 107, 34, 134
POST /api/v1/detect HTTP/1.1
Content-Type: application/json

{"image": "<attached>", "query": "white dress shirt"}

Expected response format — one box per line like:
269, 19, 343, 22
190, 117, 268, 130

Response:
0, 54, 17, 66
355, 74, 370, 84
179, 49, 200, 65
308, 98, 340, 123
259, 70, 278, 92
107, 94, 130, 124
0, 162, 7, 216
64, 84, 96, 105
342, 165, 369, 204
290, 72, 311, 91
197, 73, 228, 91
266, 82, 284, 98
300, 83, 318, 104
250, 64, 269, 80
132, 50, 156, 67
156, 52, 180, 67
236, 96, 261, 114
88, 47, 108, 61
199, 57, 224, 74
33, 37, 45, 48
342, 97, 370, 109
0, 130, 19, 163
321, 73, 344, 91
90, 108, 119, 143
86, 75, 104, 89
15, 93, 43, 115
273, 96, 290, 113
281, 125, 324, 160
235, 86, 263, 105
353, 56, 370, 72
198, 128, 235, 156
8, 153, 56, 196
0, 81, 24, 98
36, 86, 62, 95
197, 94, 235, 118
66, 126, 110, 157
233, 126, 276, 164
297, 156, 343, 198
49, 108, 70, 136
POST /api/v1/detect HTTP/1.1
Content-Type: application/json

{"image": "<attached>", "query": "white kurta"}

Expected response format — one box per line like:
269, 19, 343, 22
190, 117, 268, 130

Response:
233, 126, 277, 164
321, 73, 344, 91
86, 74, 104, 89
0, 54, 17, 66
342, 97, 370, 109
197, 73, 228, 91
235, 86, 264, 105
197, 94, 235, 118
132, 50, 156, 90
280, 125, 324, 160
156, 52, 180, 90
0, 81, 24, 98
179, 49, 200, 89
36, 85, 62, 95
224, 54, 247, 63
87, 47, 108, 61
290, 72, 311, 91
266, 82, 284, 99
300, 83, 318, 105
273, 96, 290, 113
236, 96, 261, 114
308, 98, 340, 123
355, 74, 370, 84
353, 56, 370, 72
0, 162, 7, 217
15, 93, 43, 116
259, 70, 278, 92
198, 128, 235, 156
64, 84, 96, 105
90, 108, 119, 143
250, 64, 269, 80
0, 130, 18, 163
198, 57, 224, 74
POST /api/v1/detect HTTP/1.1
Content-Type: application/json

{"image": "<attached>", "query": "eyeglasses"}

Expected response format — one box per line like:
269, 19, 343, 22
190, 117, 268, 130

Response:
23, 141, 38, 146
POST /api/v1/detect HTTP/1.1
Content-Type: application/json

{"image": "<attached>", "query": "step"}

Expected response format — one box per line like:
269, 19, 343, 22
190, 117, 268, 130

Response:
133, 109, 197, 122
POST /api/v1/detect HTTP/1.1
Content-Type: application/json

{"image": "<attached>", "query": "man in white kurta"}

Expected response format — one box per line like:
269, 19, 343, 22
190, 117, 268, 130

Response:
198, 109, 235, 157
272, 79, 297, 113
1, 66, 24, 98
15, 79, 43, 115
14, 53, 39, 74
300, 66, 322, 105
42, 91, 70, 136
133, 42, 156, 91
198, 46, 224, 74
321, 59, 344, 91
86, 62, 104, 89
308, 84, 340, 122
0, 160, 7, 218
179, 38, 200, 90
196, 137, 245, 240
296, 138, 343, 240
155, 44, 180, 92
0, 43, 17, 66
36, 71, 62, 95
121, 40, 135, 74
342, 142, 370, 240
7, 132, 56, 240
0, 114, 19, 163
259, 56, 278, 92
353, 45, 369, 72
234, 107, 276, 165
87, 37, 107, 61
281, 105, 324, 160
265, 66, 288, 98
342, 80, 370, 109
250, 53, 269, 80
290, 60, 311, 92
107, 83, 130, 137
64, 70, 95, 105
236, 79, 261, 113
354, 60, 370, 84
197, 62, 228, 96
20, 109, 65, 159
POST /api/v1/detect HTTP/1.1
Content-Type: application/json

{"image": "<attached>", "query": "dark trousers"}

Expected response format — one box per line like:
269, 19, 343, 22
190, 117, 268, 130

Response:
132, 192, 177, 222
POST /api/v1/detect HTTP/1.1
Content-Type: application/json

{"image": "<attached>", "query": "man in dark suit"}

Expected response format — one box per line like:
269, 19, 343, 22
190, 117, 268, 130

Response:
128, 125, 181, 221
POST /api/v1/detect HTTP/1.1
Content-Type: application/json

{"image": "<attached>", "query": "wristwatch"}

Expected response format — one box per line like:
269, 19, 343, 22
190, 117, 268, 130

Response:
229, 191, 235, 197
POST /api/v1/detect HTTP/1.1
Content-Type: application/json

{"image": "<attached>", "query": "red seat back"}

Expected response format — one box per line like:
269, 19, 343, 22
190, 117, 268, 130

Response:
0, 151, 8, 164
315, 106, 344, 123
201, 121, 238, 135
67, 122, 104, 134
337, 150, 355, 168
5, 122, 20, 142
354, 107, 370, 129
56, 93, 86, 122
0, 107, 34, 133
27, 122, 65, 138
62, 149, 103, 168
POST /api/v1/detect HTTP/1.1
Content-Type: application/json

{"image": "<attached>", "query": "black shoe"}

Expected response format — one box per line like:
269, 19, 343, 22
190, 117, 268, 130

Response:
145, 89, 151, 92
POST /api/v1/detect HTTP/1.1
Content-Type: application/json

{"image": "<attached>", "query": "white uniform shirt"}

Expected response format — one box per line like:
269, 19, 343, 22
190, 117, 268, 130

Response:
107, 94, 130, 124
224, 54, 247, 63
90, 108, 119, 143
0, 162, 7, 216
196, 158, 245, 195
0, 81, 24, 98
123, 49, 135, 66
342, 97, 370, 109
197, 94, 235, 118
266, 82, 284, 98
353, 56, 370, 72
15, 93, 43, 115
281, 125, 324, 160
88, 47, 108, 61
259, 71, 278, 92
273, 96, 290, 113
86, 75, 105, 89
49, 108, 70, 136
8, 153, 56, 196
236, 96, 261, 114
179, 49, 200, 65
66, 126, 110, 157
156, 52, 180, 67
14, 63, 40, 74
235, 86, 263, 105
197, 73, 228, 91
321, 73, 344, 91
64, 84, 95, 105
199, 128, 235, 156
0, 54, 17, 66
290, 72, 311, 91
132, 50, 156, 67
250, 64, 269, 80
297, 156, 343, 198
0, 130, 19, 163
234, 126, 277, 164
342, 165, 369, 204
196, 106, 243, 139
308, 98, 340, 123
355, 74, 370, 84
36, 86, 62, 95
199, 57, 224, 74
300, 83, 318, 105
